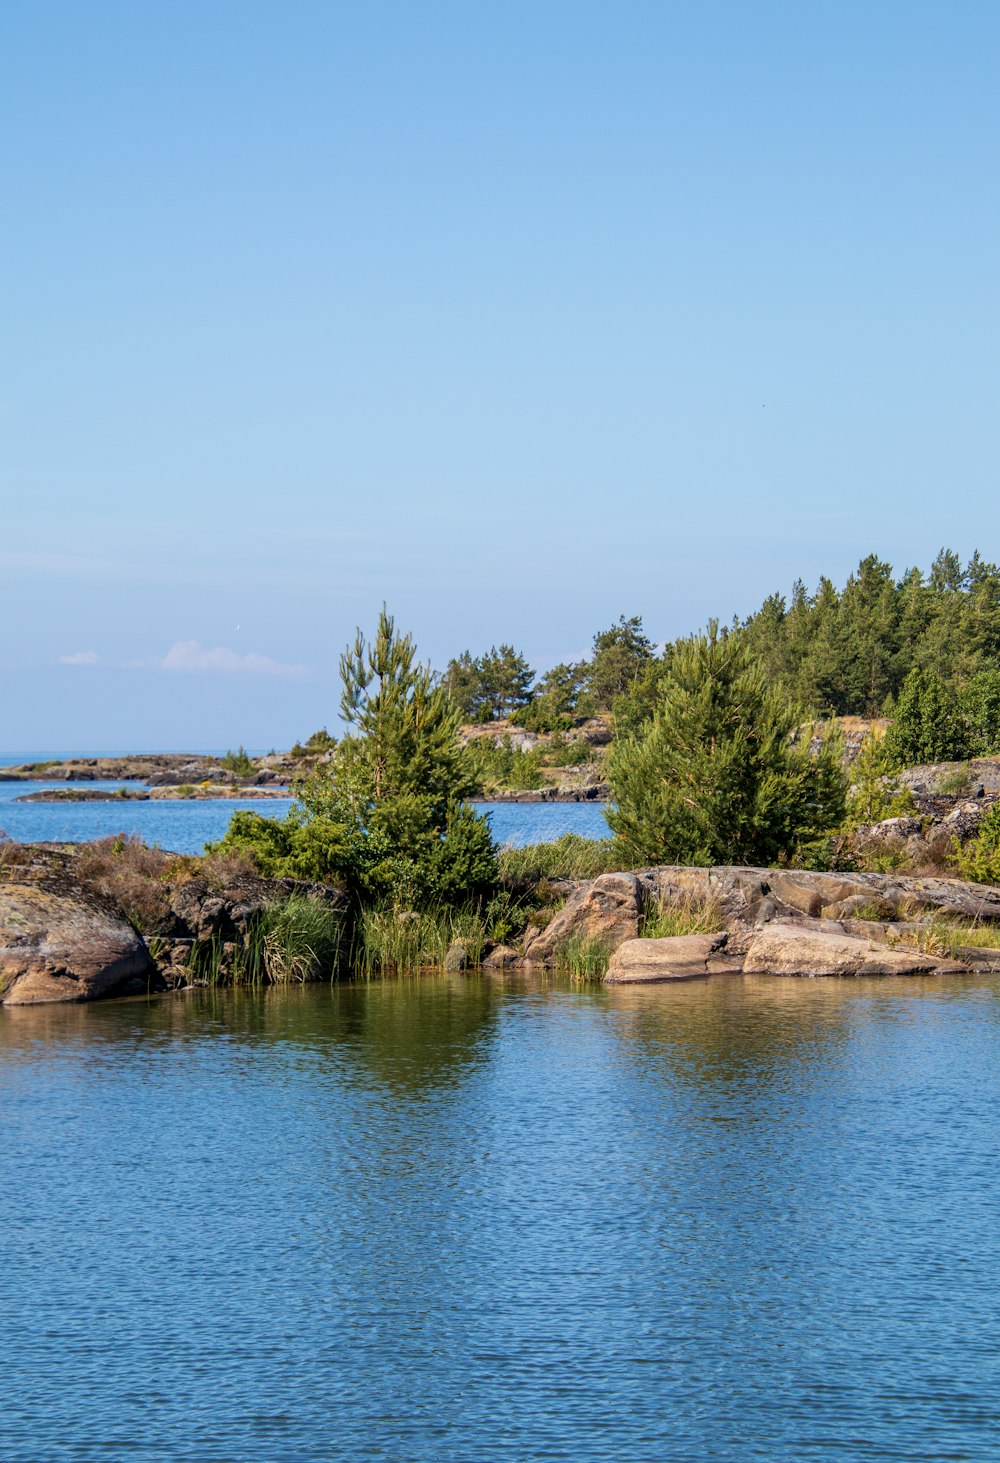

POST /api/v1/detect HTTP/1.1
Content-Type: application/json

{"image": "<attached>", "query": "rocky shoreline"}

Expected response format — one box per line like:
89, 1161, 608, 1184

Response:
2, 843, 998, 1006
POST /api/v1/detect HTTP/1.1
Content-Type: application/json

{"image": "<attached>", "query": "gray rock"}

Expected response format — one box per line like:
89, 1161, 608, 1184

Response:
445, 941, 468, 972
522, 872, 644, 965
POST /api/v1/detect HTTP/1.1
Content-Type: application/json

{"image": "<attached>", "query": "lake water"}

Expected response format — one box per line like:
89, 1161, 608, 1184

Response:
3, 972, 1000, 1461
0, 779, 610, 852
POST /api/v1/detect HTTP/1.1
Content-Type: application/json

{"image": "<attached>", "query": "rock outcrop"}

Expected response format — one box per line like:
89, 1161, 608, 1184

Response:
605, 933, 734, 983
0, 880, 153, 1005
522, 872, 643, 964
742, 919, 965, 978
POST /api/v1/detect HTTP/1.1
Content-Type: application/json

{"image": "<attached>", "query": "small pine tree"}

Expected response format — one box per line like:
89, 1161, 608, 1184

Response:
605, 630, 846, 866
843, 731, 917, 828
952, 803, 1000, 886
883, 668, 969, 766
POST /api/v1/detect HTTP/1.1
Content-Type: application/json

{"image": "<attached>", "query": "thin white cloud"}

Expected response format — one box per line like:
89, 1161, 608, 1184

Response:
59, 650, 99, 665
158, 640, 308, 678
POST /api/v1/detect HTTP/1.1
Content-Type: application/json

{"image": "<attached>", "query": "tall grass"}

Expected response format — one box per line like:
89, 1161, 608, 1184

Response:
639, 890, 726, 939
554, 933, 613, 982
351, 905, 496, 977
498, 833, 625, 885
190, 894, 344, 985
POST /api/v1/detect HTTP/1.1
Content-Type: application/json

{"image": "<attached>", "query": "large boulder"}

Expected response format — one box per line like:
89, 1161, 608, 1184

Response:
0, 881, 153, 1004
522, 872, 644, 964
605, 932, 732, 983
743, 918, 965, 978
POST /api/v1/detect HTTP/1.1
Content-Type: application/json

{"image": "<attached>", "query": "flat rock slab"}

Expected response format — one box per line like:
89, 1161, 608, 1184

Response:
605, 932, 729, 983
743, 919, 966, 978
0, 882, 152, 1004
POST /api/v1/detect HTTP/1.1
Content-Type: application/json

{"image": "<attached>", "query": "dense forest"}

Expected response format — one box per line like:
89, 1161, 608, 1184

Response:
444, 550, 1000, 729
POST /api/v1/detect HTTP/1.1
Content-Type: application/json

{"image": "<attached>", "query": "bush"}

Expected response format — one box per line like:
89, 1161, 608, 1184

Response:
221, 746, 256, 778
606, 631, 846, 866
960, 670, 1000, 756
75, 834, 173, 932
843, 731, 917, 827
952, 803, 1000, 886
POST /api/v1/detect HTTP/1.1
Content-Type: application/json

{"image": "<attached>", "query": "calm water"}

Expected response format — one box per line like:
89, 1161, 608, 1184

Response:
0, 780, 610, 852
3, 973, 1000, 1461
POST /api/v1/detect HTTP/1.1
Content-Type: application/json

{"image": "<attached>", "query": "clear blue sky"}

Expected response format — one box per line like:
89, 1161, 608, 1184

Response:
2, 0, 998, 750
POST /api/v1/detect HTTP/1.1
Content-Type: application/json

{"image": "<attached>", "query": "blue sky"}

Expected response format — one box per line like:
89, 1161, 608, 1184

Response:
2, 1, 998, 750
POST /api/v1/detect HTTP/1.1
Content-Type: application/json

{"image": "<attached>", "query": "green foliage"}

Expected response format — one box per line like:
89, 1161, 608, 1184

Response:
588, 614, 654, 711
187, 897, 342, 986
843, 731, 918, 827
606, 631, 847, 866
215, 610, 496, 910
290, 727, 337, 758
513, 662, 593, 730
952, 804, 1000, 886
221, 745, 255, 778
463, 735, 549, 793
496, 833, 624, 885
960, 669, 1000, 755
640, 891, 725, 939
546, 732, 593, 767
444, 645, 535, 722
554, 933, 613, 981
883, 668, 970, 766
735, 550, 1000, 717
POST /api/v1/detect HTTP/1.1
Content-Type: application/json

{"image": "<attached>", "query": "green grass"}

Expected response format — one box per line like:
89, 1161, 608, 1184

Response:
640, 891, 725, 939
498, 833, 625, 885
554, 933, 613, 982
189, 894, 344, 985
351, 905, 493, 977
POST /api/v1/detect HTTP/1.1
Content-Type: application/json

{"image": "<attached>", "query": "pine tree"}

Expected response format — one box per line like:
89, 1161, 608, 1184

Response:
883, 667, 969, 766
605, 630, 846, 865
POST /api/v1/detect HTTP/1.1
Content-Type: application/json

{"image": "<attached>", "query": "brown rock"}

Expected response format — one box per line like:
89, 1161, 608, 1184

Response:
482, 943, 519, 970
743, 918, 966, 978
0, 882, 153, 1005
522, 872, 644, 965
605, 932, 729, 983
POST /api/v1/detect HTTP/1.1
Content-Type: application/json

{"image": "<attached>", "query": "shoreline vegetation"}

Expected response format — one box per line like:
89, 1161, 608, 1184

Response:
3, 550, 1000, 1003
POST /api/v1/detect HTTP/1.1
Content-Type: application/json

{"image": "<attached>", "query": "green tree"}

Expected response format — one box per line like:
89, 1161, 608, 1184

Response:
215, 610, 497, 907
443, 651, 487, 721
883, 667, 970, 766
480, 644, 535, 720
952, 803, 1000, 885
605, 630, 846, 865
843, 731, 917, 828
960, 668, 1000, 756
588, 614, 653, 711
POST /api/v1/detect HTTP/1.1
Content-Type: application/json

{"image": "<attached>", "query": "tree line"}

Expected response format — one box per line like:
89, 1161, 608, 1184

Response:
443, 549, 1000, 746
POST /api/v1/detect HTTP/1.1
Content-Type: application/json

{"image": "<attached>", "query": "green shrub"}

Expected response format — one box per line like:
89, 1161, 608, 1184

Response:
952, 804, 1000, 886
884, 668, 970, 765
221, 746, 256, 778
843, 731, 917, 827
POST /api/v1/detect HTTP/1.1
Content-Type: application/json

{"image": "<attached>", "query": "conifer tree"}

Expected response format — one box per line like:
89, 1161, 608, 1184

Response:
605, 629, 845, 865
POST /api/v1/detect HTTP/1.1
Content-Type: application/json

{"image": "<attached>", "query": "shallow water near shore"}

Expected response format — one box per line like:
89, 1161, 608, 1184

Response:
3, 971, 1000, 1461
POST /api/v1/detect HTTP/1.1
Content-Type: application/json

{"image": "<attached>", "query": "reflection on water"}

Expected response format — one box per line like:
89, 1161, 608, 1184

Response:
3, 973, 1000, 1461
